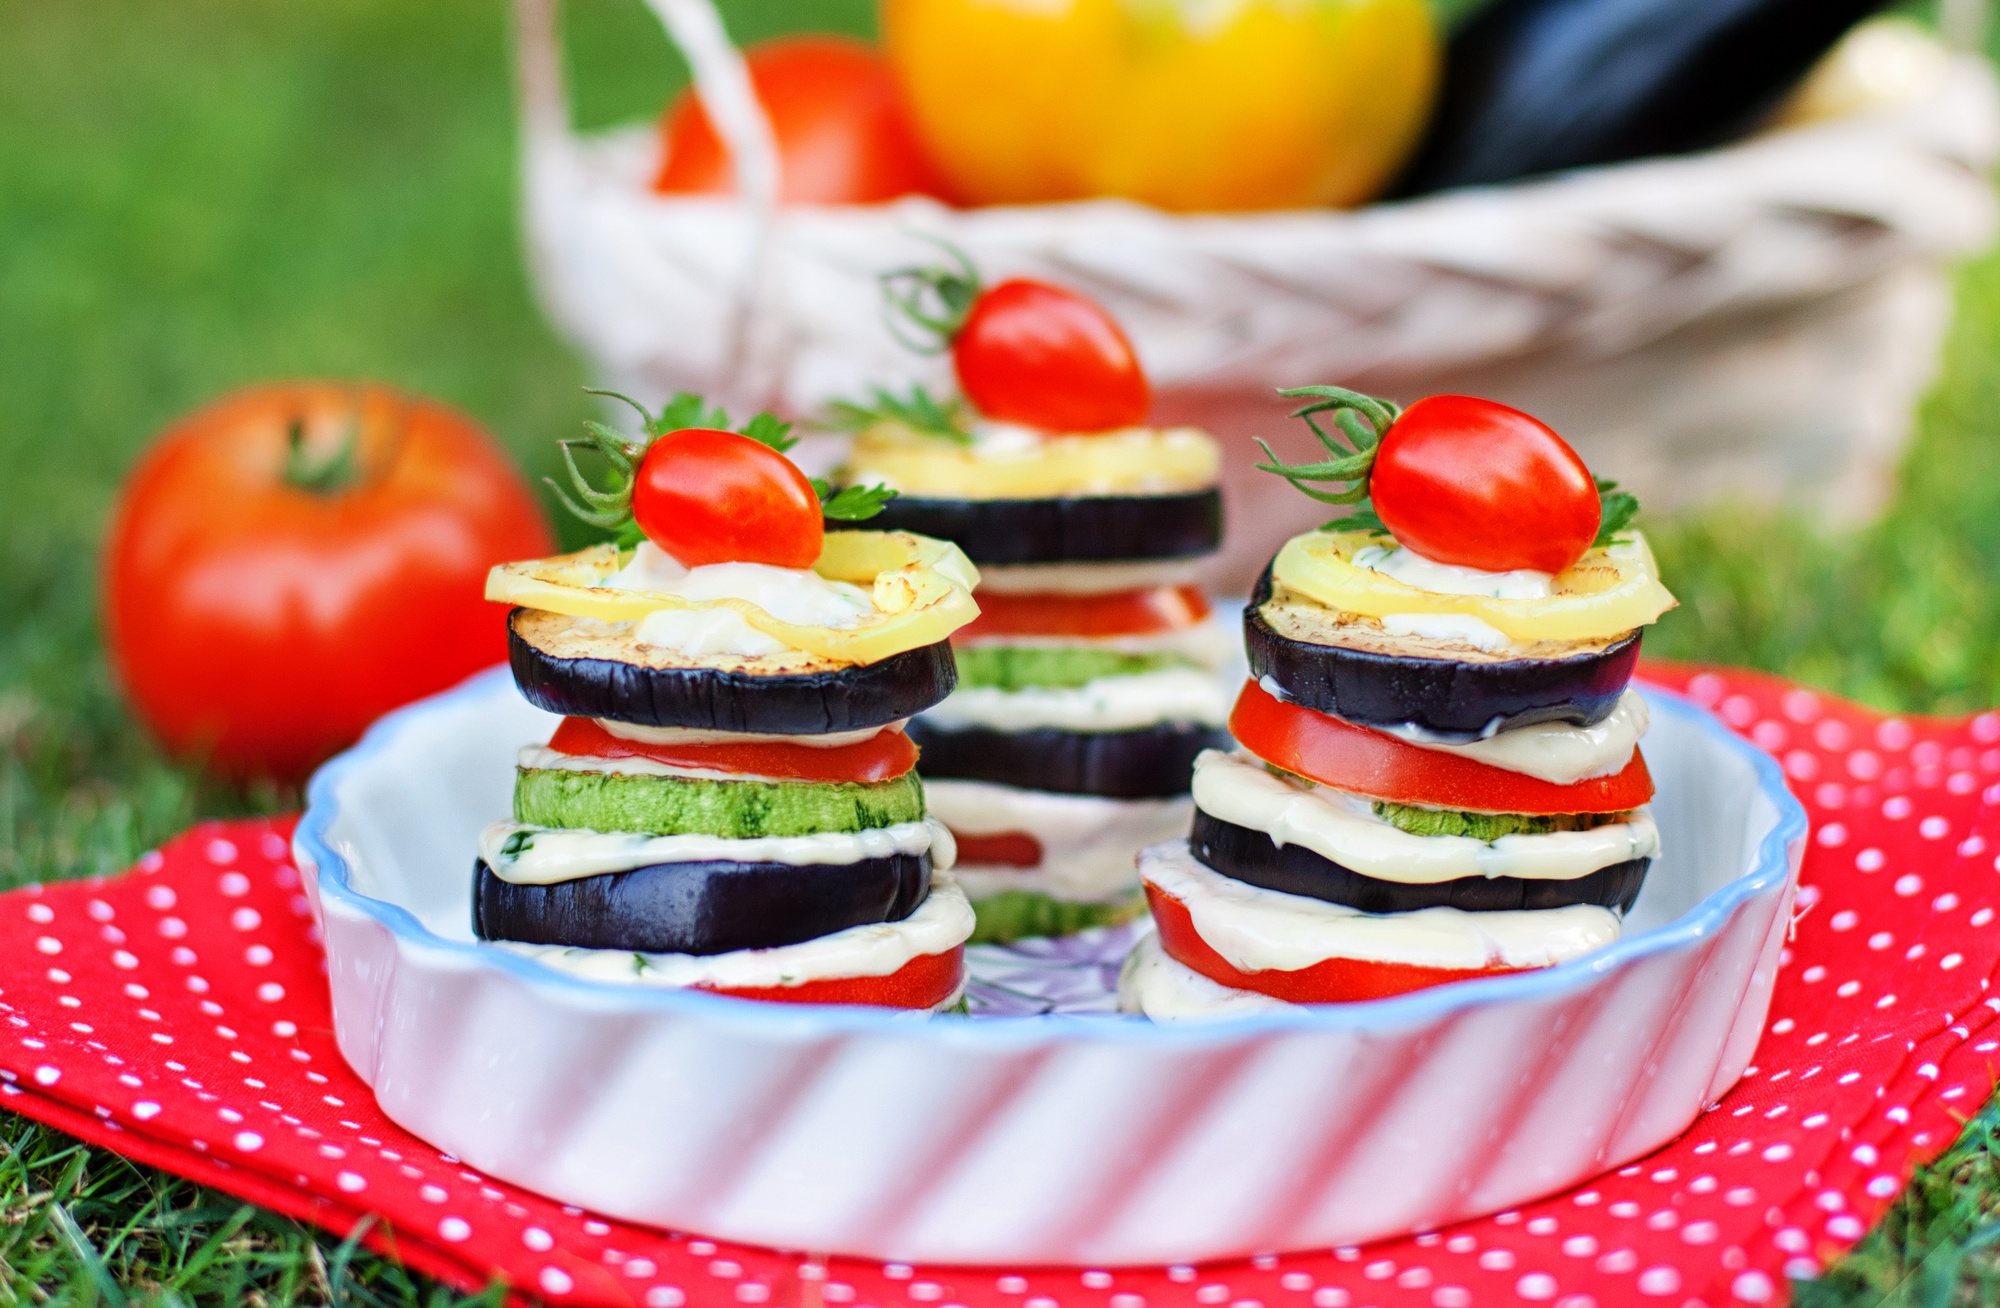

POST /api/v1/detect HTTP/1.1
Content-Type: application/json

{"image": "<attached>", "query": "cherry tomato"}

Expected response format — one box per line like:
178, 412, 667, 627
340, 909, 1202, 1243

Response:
103, 382, 553, 783
956, 586, 1208, 641
954, 279, 1151, 432
632, 428, 822, 568
1146, 885, 1525, 1003
547, 717, 917, 783
653, 35, 946, 205
1372, 395, 1600, 574
1228, 681, 1652, 815
698, 946, 964, 1008
949, 831, 1045, 867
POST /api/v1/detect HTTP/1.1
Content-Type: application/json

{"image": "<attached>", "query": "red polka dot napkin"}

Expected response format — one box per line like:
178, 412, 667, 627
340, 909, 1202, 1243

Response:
3, 665, 1998, 1308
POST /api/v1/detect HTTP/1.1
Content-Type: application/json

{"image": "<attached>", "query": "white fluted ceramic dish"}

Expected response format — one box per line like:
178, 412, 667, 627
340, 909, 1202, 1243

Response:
295, 668, 1805, 1266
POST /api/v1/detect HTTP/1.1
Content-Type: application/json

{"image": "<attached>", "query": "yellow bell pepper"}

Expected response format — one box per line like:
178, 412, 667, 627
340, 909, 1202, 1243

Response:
880, 0, 1440, 212
484, 532, 982, 665
1271, 529, 1678, 643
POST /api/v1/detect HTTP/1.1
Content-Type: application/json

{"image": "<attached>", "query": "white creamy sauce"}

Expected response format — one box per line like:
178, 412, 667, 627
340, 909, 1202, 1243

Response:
925, 780, 1189, 903
595, 719, 902, 749
921, 666, 1231, 733
1117, 931, 1292, 1023
1380, 689, 1649, 785
1379, 612, 1522, 654
601, 542, 876, 658
493, 871, 976, 990
959, 613, 1236, 670
977, 559, 1208, 596
1141, 839, 1622, 972
520, 743, 788, 784
1190, 750, 1659, 884
1351, 545, 1554, 599
478, 817, 953, 884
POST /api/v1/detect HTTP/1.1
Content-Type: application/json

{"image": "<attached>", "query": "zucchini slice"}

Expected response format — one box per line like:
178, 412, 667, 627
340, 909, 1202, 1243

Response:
513, 767, 926, 837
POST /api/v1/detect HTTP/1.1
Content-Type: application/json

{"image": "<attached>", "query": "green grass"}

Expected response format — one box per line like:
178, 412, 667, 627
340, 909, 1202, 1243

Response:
3, 0, 2000, 1300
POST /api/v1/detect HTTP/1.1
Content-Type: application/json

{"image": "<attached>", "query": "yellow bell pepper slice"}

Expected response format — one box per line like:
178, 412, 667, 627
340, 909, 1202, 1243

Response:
1271, 529, 1678, 643
484, 531, 982, 666
843, 425, 1220, 499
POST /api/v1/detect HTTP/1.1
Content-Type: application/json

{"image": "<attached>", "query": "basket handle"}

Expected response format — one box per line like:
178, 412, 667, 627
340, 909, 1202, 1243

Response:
640, 0, 782, 212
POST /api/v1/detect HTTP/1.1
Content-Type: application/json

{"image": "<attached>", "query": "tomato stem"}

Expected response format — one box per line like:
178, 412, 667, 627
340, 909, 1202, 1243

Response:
1253, 384, 1403, 532
282, 417, 363, 495
879, 238, 981, 355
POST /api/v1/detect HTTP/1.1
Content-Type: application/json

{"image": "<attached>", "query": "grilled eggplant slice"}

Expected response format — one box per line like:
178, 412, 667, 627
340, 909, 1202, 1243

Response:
472, 851, 930, 955
835, 489, 1223, 565
1190, 809, 1650, 914
1245, 567, 1640, 741
510, 608, 956, 732
907, 720, 1231, 798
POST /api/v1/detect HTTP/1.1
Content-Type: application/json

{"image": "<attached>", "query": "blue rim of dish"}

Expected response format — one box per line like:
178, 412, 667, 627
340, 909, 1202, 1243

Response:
297, 665, 1807, 1046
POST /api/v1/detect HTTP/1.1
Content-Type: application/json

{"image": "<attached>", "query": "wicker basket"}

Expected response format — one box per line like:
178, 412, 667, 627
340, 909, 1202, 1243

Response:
515, 0, 1998, 587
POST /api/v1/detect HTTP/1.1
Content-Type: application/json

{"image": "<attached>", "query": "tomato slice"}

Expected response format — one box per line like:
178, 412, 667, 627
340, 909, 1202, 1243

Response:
695, 946, 964, 1009
957, 586, 1210, 641
1227, 680, 1652, 815
1146, 885, 1524, 1003
547, 717, 918, 784
950, 831, 1044, 867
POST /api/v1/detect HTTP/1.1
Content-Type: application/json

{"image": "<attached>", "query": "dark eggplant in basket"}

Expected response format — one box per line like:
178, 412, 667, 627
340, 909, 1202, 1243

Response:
1190, 811, 1650, 914
1245, 567, 1639, 741
832, 489, 1223, 565
510, 611, 956, 733
908, 719, 1231, 798
1394, 0, 1890, 196
472, 851, 930, 955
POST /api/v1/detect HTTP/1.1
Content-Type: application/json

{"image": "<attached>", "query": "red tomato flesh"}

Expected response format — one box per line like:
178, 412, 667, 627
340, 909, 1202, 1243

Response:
1228, 680, 1653, 814
950, 831, 1044, 867
631, 428, 823, 568
1372, 394, 1600, 575
956, 586, 1209, 641
547, 717, 917, 784
102, 382, 552, 783
1146, 885, 1525, 1004
653, 35, 946, 205
697, 945, 963, 1009
955, 279, 1150, 433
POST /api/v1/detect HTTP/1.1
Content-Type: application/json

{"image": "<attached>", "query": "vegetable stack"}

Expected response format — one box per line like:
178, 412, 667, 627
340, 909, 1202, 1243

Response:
1121, 388, 1679, 1020
831, 253, 1231, 943
477, 395, 981, 1009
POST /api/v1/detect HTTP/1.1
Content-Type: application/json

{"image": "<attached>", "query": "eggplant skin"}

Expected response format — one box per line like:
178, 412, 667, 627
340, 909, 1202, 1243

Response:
1245, 568, 1639, 741
907, 720, 1231, 799
832, 489, 1223, 565
1395, 0, 1888, 195
1190, 810, 1649, 914
471, 852, 930, 956
510, 611, 956, 732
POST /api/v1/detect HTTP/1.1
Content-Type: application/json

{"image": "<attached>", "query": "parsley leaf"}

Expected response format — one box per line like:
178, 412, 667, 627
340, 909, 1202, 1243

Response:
1594, 477, 1640, 545
736, 412, 798, 453
814, 479, 898, 521
825, 385, 972, 443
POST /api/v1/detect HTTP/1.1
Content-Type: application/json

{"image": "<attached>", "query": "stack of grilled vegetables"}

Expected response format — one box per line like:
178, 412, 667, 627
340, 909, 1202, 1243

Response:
1120, 387, 1678, 1020
833, 257, 1232, 944
478, 396, 982, 1010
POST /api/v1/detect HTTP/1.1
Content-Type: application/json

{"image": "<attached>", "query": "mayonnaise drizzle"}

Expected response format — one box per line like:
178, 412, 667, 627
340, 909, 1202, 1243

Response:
1351, 545, 1554, 599
600, 542, 877, 657
1190, 750, 1658, 884
478, 818, 953, 884
494, 872, 975, 990
925, 780, 1188, 903
1117, 931, 1291, 1023
1379, 689, 1648, 784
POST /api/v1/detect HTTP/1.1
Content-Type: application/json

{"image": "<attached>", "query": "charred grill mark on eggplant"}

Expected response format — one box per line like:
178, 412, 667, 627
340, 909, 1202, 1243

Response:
831, 489, 1223, 565
510, 611, 956, 732
907, 719, 1231, 798
1189, 809, 1650, 914
471, 852, 931, 956
1244, 566, 1641, 741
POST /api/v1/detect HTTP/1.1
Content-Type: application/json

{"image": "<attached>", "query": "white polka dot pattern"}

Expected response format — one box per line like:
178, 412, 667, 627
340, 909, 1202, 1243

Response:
0, 669, 1992, 1305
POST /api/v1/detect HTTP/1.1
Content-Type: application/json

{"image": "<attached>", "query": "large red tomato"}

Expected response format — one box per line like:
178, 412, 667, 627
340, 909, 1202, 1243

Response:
103, 382, 553, 782
1371, 395, 1600, 574
653, 35, 946, 205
